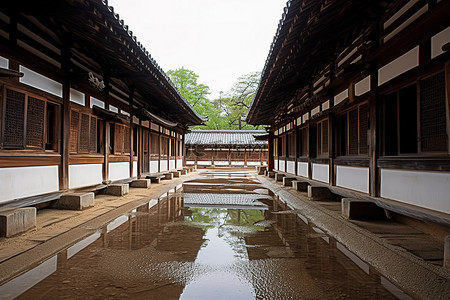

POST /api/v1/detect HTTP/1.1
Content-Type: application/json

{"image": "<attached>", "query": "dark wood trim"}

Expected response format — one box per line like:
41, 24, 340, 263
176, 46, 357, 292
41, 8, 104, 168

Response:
334, 157, 370, 167
377, 157, 450, 171
311, 158, 330, 164
0, 155, 60, 167
69, 155, 104, 165
108, 155, 131, 163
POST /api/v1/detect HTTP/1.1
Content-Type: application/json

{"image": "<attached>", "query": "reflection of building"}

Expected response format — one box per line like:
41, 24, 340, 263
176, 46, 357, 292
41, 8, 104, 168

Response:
246, 1, 450, 223
0, 1, 205, 207
185, 130, 268, 167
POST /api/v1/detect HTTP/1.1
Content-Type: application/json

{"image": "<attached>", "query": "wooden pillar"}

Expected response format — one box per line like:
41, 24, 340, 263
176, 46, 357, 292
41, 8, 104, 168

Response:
129, 88, 134, 178
268, 132, 274, 170
60, 42, 71, 190
369, 64, 380, 197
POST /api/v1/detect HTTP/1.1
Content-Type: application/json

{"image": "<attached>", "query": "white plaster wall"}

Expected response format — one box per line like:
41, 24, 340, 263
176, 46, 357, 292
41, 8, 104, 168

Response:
69, 164, 102, 189
279, 160, 285, 172
150, 161, 159, 173
0, 165, 59, 203
214, 161, 229, 166
0, 55, 9, 68
169, 160, 176, 170
231, 161, 245, 166
297, 162, 308, 178
132, 161, 138, 178
355, 76, 371, 96
274, 159, 278, 171
197, 161, 212, 165
247, 161, 261, 166
381, 169, 450, 214
431, 26, 450, 59
186, 161, 195, 165
312, 163, 329, 183
336, 166, 369, 193
287, 161, 295, 174
160, 160, 168, 172
378, 46, 419, 86
108, 162, 130, 181
176, 159, 183, 168
19, 66, 62, 97
70, 88, 85, 106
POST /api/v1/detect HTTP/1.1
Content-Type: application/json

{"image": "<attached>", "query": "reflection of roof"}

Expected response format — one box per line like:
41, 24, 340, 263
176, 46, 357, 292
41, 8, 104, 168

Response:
185, 130, 268, 146
183, 193, 270, 210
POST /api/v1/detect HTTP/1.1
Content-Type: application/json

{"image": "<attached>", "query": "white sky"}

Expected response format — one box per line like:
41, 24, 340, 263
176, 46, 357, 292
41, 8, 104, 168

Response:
107, 0, 287, 99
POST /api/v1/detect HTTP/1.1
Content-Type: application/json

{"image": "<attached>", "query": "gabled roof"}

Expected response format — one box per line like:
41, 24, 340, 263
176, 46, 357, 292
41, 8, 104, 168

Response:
1, 0, 206, 127
185, 130, 268, 146
246, 0, 390, 125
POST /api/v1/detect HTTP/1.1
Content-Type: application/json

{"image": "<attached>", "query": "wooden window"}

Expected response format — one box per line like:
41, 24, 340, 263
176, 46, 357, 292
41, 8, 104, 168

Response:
278, 135, 285, 157
1, 87, 59, 151
160, 136, 168, 158
132, 126, 138, 156
382, 71, 448, 156
316, 119, 329, 157
286, 132, 295, 158
110, 123, 130, 155
339, 104, 368, 156
69, 109, 99, 154
170, 138, 175, 157
297, 127, 308, 157
150, 133, 159, 158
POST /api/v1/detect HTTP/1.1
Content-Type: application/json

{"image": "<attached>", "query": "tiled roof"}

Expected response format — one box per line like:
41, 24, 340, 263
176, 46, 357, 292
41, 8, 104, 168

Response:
185, 130, 268, 146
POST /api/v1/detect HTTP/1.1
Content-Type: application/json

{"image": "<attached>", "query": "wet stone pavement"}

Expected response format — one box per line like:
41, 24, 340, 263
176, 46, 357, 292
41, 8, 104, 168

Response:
0, 171, 415, 299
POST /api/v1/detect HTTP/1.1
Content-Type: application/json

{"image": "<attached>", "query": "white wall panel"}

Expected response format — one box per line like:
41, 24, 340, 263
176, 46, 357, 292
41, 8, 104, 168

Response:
186, 161, 195, 165
160, 160, 168, 172
381, 169, 450, 214
231, 161, 245, 166
274, 159, 278, 171
247, 161, 261, 166
169, 160, 176, 170
287, 161, 295, 174
312, 163, 329, 183
0, 55, 8, 68
297, 162, 308, 178
0, 166, 59, 203
108, 162, 130, 181
197, 161, 212, 165
378, 46, 419, 86
176, 159, 183, 168
431, 26, 450, 59
336, 166, 369, 193
69, 164, 102, 189
214, 161, 229, 166
132, 161, 138, 178
150, 161, 159, 173
279, 160, 285, 172
19, 66, 62, 97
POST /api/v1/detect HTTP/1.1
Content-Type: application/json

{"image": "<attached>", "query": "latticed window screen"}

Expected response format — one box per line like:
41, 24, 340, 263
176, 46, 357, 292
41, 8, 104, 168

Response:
114, 123, 124, 154
420, 72, 447, 152
79, 113, 90, 153
89, 117, 97, 153
69, 110, 79, 153
26, 97, 45, 149
322, 120, 328, 154
359, 104, 368, 154
348, 108, 359, 155
3, 89, 25, 148
124, 125, 131, 154
150, 133, 159, 156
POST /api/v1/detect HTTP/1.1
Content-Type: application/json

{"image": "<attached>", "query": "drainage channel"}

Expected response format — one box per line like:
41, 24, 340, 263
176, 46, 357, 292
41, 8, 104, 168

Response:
0, 171, 412, 299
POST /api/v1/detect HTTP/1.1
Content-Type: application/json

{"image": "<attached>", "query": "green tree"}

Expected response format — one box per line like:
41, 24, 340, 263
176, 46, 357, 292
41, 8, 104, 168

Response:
167, 67, 223, 129
222, 71, 262, 130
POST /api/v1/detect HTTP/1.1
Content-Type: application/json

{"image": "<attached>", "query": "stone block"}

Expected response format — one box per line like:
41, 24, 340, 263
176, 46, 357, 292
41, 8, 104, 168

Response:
172, 171, 181, 178
54, 192, 95, 210
267, 171, 275, 178
293, 180, 309, 192
130, 179, 151, 189
257, 166, 267, 175
0, 207, 36, 237
283, 177, 296, 186
164, 173, 174, 180
445, 236, 450, 270
179, 169, 188, 175
341, 198, 386, 220
307, 185, 332, 200
105, 184, 129, 196
275, 173, 286, 182
147, 175, 162, 183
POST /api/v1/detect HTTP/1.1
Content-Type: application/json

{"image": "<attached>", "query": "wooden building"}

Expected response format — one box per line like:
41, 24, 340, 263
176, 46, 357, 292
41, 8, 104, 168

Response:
0, 0, 205, 206
185, 130, 268, 167
246, 0, 450, 223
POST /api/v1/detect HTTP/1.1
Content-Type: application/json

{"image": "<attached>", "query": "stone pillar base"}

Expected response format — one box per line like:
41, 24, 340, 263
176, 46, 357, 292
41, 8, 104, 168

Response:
54, 192, 95, 210
0, 207, 36, 237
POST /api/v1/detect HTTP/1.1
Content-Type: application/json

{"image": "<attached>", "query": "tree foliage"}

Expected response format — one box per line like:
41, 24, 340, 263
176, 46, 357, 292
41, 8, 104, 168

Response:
167, 68, 262, 130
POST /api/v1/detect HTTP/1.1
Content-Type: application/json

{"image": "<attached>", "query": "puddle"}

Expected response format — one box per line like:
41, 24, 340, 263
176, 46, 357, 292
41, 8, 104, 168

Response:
0, 171, 412, 299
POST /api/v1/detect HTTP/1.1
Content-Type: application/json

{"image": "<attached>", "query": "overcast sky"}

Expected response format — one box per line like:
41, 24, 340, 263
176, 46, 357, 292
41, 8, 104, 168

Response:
107, 0, 287, 99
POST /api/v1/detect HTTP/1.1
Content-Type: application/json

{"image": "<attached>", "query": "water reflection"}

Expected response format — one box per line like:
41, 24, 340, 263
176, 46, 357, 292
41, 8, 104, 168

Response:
0, 172, 412, 299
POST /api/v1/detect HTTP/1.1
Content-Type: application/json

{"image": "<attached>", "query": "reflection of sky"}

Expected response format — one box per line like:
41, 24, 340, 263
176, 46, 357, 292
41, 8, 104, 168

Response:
181, 210, 255, 299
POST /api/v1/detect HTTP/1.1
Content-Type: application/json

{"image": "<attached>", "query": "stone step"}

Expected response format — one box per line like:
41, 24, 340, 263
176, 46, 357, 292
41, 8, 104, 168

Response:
292, 180, 310, 192
307, 185, 332, 200
0, 207, 36, 237
54, 192, 95, 210
282, 177, 296, 187
341, 198, 386, 220
104, 184, 129, 196
130, 179, 151, 189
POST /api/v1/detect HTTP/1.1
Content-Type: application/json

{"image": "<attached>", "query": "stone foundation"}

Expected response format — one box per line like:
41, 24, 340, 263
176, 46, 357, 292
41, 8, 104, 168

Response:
104, 184, 129, 196
54, 192, 95, 210
0, 207, 36, 237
